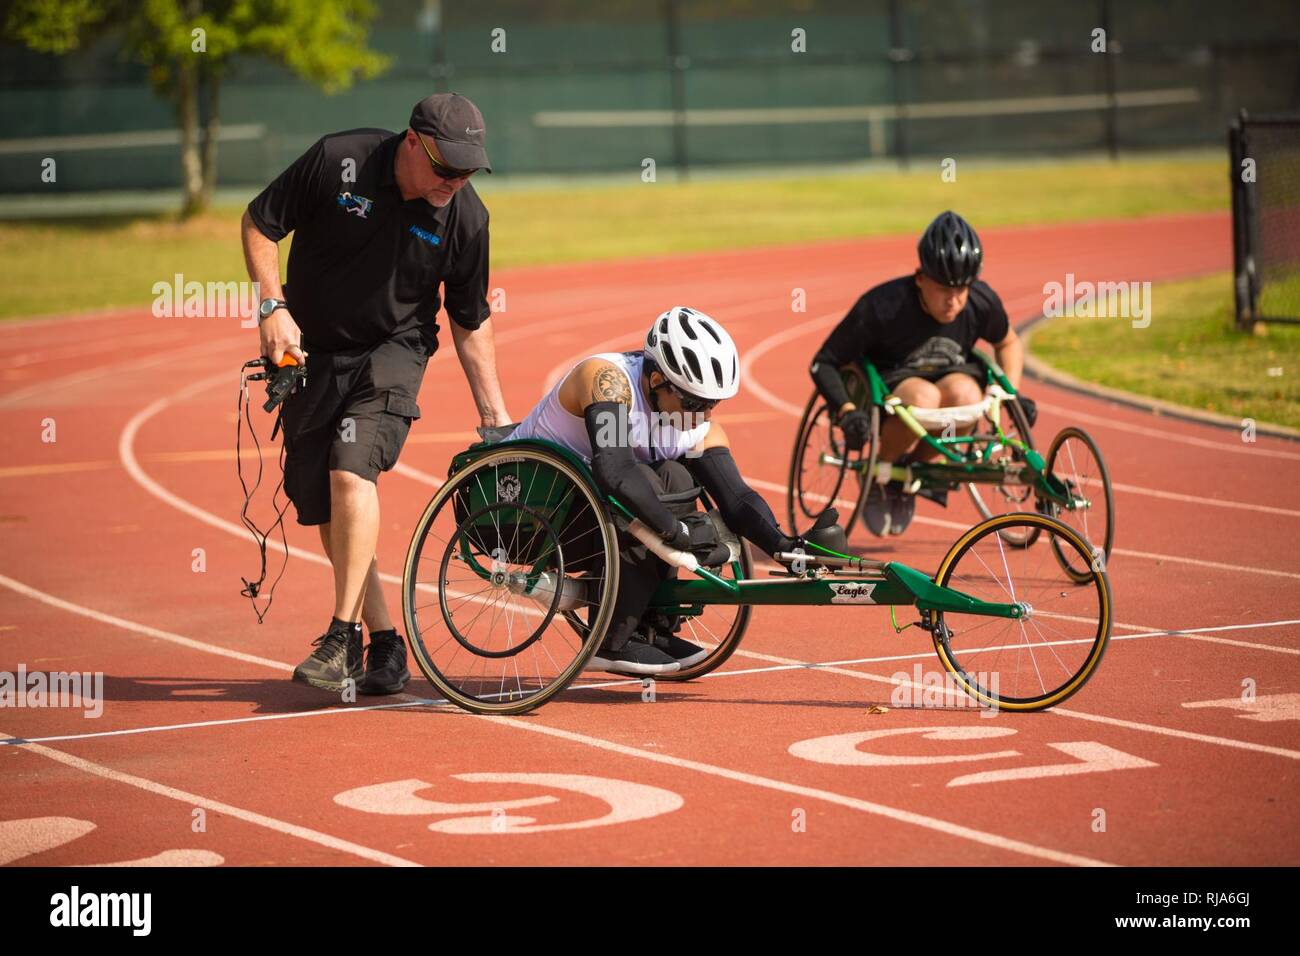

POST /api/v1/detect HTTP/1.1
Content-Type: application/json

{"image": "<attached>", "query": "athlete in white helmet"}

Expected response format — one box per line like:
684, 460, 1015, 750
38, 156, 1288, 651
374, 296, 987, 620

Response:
511, 306, 841, 675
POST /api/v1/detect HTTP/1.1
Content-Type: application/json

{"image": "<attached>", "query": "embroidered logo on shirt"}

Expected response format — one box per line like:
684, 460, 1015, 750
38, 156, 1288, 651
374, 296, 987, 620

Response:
409, 224, 442, 246
337, 192, 373, 218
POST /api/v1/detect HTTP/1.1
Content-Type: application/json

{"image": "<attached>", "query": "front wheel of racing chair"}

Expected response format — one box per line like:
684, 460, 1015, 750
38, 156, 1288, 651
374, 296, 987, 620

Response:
401, 441, 621, 715
787, 364, 877, 540
962, 349, 1042, 548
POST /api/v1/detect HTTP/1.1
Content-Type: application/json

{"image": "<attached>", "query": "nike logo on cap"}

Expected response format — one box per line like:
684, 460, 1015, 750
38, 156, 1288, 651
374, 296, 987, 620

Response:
465, 127, 483, 134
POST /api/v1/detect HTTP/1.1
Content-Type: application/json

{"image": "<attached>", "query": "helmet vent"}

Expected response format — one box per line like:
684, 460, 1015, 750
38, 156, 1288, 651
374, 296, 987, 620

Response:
683, 349, 703, 383
699, 319, 722, 344
660, 346, 682, 376
678, 311, 698, 339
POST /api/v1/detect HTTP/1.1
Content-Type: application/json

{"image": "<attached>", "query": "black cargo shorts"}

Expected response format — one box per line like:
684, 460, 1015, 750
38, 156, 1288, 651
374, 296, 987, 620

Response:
281, 326, 430, 526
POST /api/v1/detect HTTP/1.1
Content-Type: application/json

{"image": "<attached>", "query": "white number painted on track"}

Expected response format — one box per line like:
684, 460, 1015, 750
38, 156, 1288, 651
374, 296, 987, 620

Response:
1182, 693, 1300, 723
788, 726, 1156, 787
789, 727, 1020, 766
333, 773, 683, 834
0, 816, 223, 866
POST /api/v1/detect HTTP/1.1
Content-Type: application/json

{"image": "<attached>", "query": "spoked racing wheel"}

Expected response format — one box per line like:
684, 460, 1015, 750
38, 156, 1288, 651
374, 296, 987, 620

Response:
402, 446, 620, 714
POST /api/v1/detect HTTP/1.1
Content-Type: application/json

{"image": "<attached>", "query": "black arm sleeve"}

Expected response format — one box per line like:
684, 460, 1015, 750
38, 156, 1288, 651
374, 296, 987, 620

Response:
810, 295, 875, 411
810, 360, 851, 411
685, 447, 792, 557
584, 402, 679, 539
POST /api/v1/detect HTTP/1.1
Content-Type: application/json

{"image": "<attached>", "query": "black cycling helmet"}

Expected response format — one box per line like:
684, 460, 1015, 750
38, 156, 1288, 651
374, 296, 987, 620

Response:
917, 210, 983, 287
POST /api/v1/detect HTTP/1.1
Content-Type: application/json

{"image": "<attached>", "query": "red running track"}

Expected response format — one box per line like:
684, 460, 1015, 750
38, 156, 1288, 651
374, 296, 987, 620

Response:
1, 209, 1297, 867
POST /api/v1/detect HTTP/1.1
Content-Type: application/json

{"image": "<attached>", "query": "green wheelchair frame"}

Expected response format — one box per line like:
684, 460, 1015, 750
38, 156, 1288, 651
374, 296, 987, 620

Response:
403, 437, 1113, 717
788, 349, 1114, 581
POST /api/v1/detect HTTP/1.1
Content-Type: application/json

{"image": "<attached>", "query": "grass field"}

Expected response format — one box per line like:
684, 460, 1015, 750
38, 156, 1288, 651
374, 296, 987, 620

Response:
1029, 272, 1300, 430
0, 153, 1226, 320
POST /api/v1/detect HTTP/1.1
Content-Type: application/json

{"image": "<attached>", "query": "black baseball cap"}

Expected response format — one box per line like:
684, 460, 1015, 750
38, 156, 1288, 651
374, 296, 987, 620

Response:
410, 92, 492, 173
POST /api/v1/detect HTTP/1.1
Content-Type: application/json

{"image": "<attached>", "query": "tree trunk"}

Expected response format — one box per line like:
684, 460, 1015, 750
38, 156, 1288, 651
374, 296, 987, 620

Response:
177, 57, 204, 219
199, 70, 220, 210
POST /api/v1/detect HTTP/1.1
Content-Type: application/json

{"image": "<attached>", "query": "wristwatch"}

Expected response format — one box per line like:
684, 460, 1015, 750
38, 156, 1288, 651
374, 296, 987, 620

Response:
258, 297, 288, 323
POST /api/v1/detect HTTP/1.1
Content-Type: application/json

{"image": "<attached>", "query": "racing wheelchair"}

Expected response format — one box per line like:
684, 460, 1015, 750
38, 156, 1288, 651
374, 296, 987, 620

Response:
787, 349, 1114, 583
402, 434, 1112, 716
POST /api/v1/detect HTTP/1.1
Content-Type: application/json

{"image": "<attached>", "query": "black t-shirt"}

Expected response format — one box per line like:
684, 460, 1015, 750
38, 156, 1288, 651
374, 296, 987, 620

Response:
247, 128, 490, 353
814, 275, 1009, 377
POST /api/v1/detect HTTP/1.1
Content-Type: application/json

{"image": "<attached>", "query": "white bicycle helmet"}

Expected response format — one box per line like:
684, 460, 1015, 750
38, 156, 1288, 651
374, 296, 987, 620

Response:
643, 306, 740, 401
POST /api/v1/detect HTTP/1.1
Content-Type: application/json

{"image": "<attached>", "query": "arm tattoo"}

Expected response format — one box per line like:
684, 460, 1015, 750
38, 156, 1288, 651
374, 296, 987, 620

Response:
591, 366, 632, 406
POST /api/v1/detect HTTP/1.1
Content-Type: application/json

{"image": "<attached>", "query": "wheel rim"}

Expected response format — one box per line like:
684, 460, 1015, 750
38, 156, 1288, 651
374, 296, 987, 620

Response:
965, 398, 1039, 547
793, 402, 850, 525
653, 542, 753, 682
1042, 427, 1113, 582
932, 513, 1111, 710
403, 448, 619, 713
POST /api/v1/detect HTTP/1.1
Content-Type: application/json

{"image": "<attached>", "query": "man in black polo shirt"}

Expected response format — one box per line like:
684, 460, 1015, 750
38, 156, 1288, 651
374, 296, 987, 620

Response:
809, 211, 1026, 536
241, 93, 510, 695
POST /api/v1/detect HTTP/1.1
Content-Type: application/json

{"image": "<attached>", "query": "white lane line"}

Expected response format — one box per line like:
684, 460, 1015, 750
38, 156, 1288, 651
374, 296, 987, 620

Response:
6, 563, 1296, 862
473, 714, 1112, 866
0, 574, 1111, 866
1107, 546, 1300, 581
720, 649, 1300, 761
740, 309, 840, 416
739, 308, 1300, 517
743, 474, 1300, 582
0, 570, 293, 672
1, 700, 435, 746
1, 328, 195, 370
1106, 480, 1300, 520
0, 336, 248, 408
0, 731, 422, 867
8, 614, 1296, 747
1046, 709, 1300, 761
392, 461, 445, 488
1034, 401, 1300, 462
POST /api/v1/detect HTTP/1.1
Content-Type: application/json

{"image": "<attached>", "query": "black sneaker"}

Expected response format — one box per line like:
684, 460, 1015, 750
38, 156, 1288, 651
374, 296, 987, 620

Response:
863, 481, 892, 537
887, 482, 916, 536
358, 632, 410, 696
647, 629, 709, 667
917, 485, 949, 507
293, 625, 363, 692
588, 641, 681, 675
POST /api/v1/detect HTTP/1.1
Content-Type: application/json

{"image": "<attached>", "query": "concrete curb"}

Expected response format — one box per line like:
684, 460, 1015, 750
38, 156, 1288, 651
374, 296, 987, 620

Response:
1019, 313, 1300, 443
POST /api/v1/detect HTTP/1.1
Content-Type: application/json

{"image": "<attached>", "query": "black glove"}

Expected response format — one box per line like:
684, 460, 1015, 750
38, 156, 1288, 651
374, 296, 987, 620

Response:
664, 512, 731, 567
1015, 395, 1037, 428
838, 409, 871, 452
775, 508, 847, 560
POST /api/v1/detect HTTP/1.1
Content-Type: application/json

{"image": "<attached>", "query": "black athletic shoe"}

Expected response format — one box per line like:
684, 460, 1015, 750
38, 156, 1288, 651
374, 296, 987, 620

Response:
358, 632, 410, 696
863, 481, 892, 537
647, 629, 709, 667
293, 626, 363, 692
588, 641, 681, 675
887, 482, 916, 536
640, 610, 708, 666
917, 486, 949, 507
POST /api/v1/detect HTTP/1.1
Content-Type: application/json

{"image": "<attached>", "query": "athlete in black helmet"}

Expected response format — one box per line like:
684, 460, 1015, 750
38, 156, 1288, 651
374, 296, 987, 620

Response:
808, 210, 1027, 536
